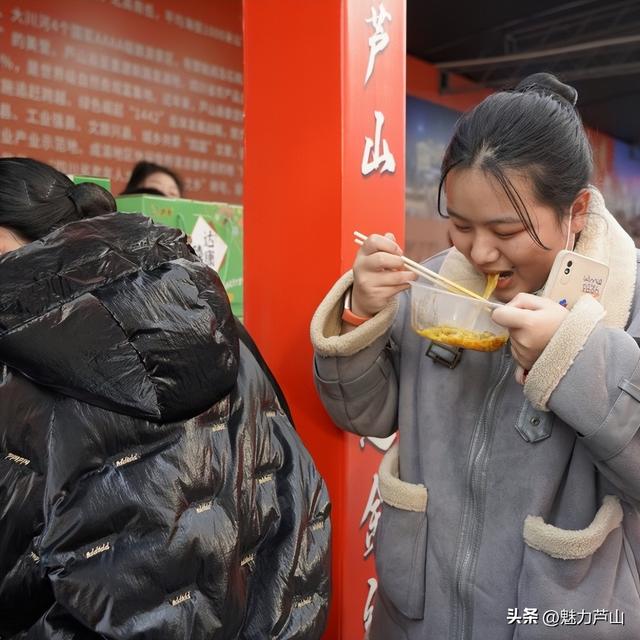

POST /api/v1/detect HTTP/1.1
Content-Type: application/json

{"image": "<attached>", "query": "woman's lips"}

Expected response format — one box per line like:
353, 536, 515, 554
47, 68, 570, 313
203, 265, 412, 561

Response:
495, 271, 514, 289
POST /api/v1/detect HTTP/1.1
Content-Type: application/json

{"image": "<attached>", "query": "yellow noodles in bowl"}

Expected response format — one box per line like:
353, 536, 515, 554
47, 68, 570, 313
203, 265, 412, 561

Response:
416, 326, 508, 352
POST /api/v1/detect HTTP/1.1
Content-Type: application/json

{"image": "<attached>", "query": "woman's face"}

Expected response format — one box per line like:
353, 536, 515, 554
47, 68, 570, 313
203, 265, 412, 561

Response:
141, 171, 181, 198
445, 167, 586, 302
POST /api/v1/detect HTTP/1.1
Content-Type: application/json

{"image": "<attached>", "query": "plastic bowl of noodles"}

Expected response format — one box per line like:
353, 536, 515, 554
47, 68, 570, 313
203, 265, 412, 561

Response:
409, 281, 508, 352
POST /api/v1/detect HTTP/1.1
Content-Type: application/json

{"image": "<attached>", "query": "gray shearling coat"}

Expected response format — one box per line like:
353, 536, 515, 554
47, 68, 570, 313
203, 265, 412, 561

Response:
311, 188, 640, 640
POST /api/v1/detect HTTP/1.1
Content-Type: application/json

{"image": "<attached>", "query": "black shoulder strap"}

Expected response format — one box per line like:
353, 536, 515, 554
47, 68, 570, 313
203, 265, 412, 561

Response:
233, 317, 294, 427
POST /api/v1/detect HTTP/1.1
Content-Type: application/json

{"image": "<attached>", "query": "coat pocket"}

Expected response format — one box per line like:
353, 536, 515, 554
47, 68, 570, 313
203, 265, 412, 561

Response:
515, 495, 640, 639
374, 443, 428, 620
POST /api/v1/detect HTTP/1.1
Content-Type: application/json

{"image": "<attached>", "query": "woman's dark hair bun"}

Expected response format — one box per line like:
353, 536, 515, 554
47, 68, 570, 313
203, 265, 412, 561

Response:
67, 182, 117, 219
515, 72, 578, 107
0, 158, 119, 240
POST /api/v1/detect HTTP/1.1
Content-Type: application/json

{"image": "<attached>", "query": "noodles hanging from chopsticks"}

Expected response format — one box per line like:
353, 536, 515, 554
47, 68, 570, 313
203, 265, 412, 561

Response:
482, 273, 499, 299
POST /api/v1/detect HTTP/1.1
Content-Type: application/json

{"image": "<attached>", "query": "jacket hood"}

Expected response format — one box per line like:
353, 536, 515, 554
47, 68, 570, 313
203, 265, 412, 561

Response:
0, 213, 239, 422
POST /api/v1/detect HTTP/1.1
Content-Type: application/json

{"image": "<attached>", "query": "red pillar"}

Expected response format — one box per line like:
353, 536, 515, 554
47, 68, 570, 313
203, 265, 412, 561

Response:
243, 2, 406, 637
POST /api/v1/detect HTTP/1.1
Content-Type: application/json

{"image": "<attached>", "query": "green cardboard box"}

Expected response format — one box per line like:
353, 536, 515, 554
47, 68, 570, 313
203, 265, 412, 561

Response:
69, 175, 112, 192
116, 195, 243, 319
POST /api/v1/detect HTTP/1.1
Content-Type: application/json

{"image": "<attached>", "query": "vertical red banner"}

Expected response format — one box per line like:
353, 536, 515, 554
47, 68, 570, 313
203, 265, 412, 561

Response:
243, 2, 406, 637
340, 2, 406, 638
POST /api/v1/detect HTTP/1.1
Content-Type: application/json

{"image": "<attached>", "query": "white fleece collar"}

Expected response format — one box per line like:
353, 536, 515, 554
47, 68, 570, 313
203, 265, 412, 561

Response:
438, 186, 637, 330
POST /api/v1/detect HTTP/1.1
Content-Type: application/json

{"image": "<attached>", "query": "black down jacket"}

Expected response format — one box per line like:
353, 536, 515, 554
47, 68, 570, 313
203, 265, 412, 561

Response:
0, 213, 330, 639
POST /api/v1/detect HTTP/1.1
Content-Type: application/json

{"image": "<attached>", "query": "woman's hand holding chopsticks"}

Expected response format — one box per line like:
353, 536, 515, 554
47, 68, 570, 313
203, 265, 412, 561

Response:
351, 232, 418, 318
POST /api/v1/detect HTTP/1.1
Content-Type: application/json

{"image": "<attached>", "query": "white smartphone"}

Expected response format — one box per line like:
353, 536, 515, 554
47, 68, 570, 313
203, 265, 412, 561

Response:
542, 250, 609, 309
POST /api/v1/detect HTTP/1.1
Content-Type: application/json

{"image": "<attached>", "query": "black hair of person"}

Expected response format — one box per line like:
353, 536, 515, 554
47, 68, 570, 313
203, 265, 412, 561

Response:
437, 72, 593, 249
121, 160, 184, 196
0, 157, 117, 241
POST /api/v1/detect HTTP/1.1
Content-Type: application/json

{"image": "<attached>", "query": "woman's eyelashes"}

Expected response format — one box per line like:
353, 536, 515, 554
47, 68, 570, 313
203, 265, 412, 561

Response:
494, 230, 522, 239
452, 225, 523, 239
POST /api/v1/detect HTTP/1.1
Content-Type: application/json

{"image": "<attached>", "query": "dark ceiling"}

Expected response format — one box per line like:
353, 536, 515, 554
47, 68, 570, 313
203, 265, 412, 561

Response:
407, 0, 640, 146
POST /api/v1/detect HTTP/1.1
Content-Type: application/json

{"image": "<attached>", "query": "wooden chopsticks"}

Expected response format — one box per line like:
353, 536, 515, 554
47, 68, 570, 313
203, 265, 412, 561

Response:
353, 230, 489, 303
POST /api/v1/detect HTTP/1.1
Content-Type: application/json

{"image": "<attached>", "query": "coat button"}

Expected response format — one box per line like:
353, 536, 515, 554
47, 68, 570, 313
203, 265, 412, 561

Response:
530, 417, 541, 426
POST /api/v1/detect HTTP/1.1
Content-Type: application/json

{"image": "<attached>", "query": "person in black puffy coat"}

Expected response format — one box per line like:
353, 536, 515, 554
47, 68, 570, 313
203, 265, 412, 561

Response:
0, 158, 330, 639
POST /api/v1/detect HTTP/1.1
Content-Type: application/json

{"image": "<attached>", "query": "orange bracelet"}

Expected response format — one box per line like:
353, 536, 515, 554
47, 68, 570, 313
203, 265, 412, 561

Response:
342, 287, 372, 326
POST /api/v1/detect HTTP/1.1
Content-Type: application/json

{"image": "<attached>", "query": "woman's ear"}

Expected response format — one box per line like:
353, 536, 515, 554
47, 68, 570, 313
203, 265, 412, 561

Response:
570, 189, 591, 234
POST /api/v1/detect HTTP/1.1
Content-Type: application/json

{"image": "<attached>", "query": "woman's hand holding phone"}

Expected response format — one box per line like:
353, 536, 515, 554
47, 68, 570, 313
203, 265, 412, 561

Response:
492, 293, 568, 372
351, 233, 417, 317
